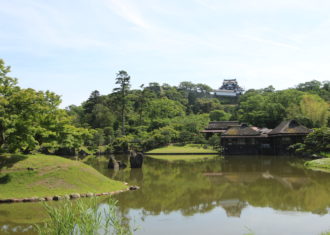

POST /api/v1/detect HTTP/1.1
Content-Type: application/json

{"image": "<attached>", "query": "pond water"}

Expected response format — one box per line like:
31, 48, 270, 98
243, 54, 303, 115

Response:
1, 155, 330, 235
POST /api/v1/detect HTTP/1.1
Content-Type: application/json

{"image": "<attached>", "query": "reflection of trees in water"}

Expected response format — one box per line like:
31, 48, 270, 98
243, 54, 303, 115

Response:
130, 169, 143, 183
110, 156, 330, 218
219, 199, 247, 217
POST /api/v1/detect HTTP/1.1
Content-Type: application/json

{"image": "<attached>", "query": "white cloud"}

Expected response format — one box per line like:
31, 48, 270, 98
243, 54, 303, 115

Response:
101, 0, 152, 30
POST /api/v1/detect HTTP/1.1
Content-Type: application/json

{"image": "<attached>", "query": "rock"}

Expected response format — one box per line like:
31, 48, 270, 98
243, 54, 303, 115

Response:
129, 151, 144, 168
86, 193, 94, 197
129, 185, 140, 191
53, 195, 62, 201
63, 195, 70, 200
39, 198, 45, 201
118, 161, 127, 169
108, 156, 126, 169
108, 156, 119, 169
27, 167, 35, 171
23, 197, 39, 202
12, 199, 23, 203
44, 197, 53, 201
78, 149, 89, 157
95, 193, 102, 196
80, 193, 87, 197
70, 193, 80, 199
0, 199, 14, 203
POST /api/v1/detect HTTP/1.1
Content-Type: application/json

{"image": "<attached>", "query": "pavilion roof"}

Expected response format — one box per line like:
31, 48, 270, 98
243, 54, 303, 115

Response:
268, 120, 312, 136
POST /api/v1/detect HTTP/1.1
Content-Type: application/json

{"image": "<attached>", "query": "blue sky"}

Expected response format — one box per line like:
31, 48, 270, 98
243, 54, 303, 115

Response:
1, 0, 330, 107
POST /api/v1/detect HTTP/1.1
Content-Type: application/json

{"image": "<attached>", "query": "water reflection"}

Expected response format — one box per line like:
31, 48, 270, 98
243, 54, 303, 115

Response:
1, 155, 330, 235
103, 155, 330, 218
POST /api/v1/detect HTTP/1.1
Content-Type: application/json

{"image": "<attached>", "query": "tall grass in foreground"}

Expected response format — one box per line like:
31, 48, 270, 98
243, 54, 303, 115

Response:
35, 198, 135, 235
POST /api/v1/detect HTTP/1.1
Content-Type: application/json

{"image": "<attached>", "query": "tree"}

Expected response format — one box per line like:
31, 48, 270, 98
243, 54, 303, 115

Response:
292, 127, 330, 155
296, 80, 322, 92
147, 98, 185, 120
113, 71, 131, 136
192, 98, 222, 114
135, 84, 154, 125
238, 93, 285, 128
288, 94, 329, 128
209, 110, 231, 121
303, 127, 330, 153
0, 59, 19, 148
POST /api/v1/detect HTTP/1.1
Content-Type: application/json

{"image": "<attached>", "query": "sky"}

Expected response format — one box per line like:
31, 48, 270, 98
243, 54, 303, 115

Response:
1, 0, 330, 107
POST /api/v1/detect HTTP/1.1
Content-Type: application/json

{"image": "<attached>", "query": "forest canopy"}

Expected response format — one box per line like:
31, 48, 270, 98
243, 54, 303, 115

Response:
0, 59, 329, 154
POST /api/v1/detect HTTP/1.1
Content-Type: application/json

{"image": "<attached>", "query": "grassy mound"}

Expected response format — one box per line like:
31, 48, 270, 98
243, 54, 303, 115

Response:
305, 158, 330, 172
146, 144, 217, 154
147, 154, 219, 162
0, 154, 127, 199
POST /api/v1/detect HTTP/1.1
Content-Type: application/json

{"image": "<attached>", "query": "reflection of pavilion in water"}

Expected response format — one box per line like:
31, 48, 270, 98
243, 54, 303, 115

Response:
206, 171, 310, 190
203, 156, 313, 216
219, 199, 247, 217
112, 156, 330, 219
205, 157, 310, 190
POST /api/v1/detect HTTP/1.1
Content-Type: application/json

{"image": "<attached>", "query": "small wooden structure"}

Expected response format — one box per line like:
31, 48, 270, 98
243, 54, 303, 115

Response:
268, 120, 312, 155
201, 121, 240, 138
202, 120, 311, 155
221, 124, 271, 155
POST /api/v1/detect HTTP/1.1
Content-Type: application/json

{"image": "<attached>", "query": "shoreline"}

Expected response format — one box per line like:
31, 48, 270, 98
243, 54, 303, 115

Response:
145, 152, 218, 155
304, 158, 330, 173
0, 184, 139, 204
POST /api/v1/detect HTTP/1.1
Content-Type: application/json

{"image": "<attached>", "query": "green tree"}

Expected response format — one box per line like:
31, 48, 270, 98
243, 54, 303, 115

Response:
113, 71, 131, 136
0, 59, 19, 149
288, 94, 329, 127
147, 98, 185, 120
192, 98, 222, 114
209, 110, 231, 121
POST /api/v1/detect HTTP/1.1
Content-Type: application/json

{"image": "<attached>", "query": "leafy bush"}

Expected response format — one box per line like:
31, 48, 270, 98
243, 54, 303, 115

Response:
290, 127, 330, 156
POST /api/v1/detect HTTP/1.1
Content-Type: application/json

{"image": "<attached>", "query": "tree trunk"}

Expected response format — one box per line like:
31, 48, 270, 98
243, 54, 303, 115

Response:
0, 126, 5, 148
121, 105, 126, 136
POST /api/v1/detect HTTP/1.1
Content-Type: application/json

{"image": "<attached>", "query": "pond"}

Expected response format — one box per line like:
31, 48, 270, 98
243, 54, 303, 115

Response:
1, 155, 330, 235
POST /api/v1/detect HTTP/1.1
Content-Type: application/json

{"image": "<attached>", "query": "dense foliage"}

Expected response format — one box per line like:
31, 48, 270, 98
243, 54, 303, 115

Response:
1, 59, 329, 154
291, 127, 330, 156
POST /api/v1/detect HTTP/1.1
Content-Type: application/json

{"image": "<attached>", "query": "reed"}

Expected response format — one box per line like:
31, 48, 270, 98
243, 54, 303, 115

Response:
35, 198, 134, 235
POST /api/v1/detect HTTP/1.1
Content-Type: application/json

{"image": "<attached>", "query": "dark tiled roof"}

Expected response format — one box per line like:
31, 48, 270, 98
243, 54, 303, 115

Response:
205, 121, 240, 130
268, 120, 312, 135
222, 125, 261, 136
200, 130, 226, 133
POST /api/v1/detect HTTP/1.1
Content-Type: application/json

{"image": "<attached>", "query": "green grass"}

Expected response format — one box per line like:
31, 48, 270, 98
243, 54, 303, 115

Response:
147, 154, 219, 162
146, 144, 217, 154
320, 232, 330, 235
305, 158, 330, 172
320, 152, 330, 158
0, 154, 127, 199
36, 198, 133, 235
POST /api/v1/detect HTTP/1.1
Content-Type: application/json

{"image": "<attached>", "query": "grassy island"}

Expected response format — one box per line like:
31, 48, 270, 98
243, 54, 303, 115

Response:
305, 158, 330, 172
146, 144, 218, 154
146, 144, 219, 162
0, 154, 127, 199
147, 154, 219, 162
